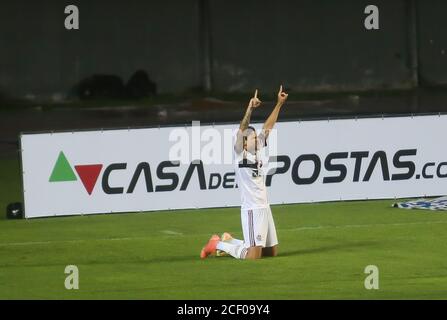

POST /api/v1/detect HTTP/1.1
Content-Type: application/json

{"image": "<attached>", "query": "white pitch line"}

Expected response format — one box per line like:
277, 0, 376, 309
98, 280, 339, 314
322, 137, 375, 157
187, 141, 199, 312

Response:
285, 220, 447, 232
0, 236, 148, 247
161, 230, 183, 236
0, 220, 446, 247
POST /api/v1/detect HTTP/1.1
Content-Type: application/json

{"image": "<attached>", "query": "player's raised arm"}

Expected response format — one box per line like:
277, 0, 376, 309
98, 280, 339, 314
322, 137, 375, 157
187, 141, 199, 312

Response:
235, 89, 261, 153
261, 85, 288, 139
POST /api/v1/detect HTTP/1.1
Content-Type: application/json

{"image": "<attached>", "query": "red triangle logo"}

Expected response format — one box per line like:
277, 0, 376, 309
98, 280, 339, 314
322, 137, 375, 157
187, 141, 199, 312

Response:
74, 164, 103, 195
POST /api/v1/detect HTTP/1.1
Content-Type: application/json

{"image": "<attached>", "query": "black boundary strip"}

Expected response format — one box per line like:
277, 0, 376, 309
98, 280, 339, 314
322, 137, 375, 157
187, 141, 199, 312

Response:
0, 299, 439, 317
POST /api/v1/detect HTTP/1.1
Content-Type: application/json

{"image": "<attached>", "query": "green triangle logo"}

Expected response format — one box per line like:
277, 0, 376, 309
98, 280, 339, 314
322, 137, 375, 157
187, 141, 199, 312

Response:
49, 151, 77, 182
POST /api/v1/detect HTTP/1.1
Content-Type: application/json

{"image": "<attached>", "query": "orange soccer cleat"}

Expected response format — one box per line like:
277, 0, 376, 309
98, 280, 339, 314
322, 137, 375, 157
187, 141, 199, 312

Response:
200, 234, 220, 259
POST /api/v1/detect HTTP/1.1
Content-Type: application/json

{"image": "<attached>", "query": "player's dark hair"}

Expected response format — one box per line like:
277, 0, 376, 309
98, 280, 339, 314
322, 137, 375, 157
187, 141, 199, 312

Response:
247, 126, 256, 133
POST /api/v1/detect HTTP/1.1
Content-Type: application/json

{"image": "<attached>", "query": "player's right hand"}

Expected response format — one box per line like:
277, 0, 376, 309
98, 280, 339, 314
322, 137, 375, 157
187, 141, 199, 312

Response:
249, 89, 262, 109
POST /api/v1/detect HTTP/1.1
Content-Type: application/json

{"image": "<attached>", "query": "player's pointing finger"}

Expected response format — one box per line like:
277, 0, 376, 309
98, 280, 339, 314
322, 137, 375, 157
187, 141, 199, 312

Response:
254, 89, 258, 99
279, 85, 283, 94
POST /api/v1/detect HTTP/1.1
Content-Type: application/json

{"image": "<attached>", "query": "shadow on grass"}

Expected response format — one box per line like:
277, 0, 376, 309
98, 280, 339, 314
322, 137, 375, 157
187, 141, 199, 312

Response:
146, 241, 380, 263
142, 255, 202, 264
278, 241, 378, 258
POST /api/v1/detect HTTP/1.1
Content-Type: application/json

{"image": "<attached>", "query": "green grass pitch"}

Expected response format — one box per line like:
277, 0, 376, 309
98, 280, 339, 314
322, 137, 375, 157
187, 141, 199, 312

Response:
1, 154, 447, 299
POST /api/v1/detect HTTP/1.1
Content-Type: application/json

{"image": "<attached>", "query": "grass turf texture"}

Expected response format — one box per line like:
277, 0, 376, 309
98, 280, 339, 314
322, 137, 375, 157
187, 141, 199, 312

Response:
1, 154, 447, 299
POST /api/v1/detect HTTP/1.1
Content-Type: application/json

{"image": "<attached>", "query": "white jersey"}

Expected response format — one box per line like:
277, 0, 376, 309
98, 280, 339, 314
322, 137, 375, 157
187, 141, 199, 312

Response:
234, 134, 269, 210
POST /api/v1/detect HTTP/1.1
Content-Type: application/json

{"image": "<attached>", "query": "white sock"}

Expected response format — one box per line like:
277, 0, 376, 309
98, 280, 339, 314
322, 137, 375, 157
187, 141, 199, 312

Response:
228, 238, 244, 246
216, 241, 247, 259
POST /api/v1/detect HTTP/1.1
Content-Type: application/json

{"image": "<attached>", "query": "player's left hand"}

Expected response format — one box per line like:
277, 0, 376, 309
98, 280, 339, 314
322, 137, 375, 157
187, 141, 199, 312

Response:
277, 85, 288, 104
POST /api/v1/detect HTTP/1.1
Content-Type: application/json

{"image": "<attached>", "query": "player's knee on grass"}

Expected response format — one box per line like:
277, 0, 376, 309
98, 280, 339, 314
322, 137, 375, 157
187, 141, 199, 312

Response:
262, 245, 278, 257
245, 246, 263, 259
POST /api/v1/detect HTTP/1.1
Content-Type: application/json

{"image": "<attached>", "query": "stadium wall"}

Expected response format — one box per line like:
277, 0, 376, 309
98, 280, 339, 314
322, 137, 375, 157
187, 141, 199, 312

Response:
0, 0, 201, 98
417, 0, 447, 86
1, 0, 446, 99
209, 0, 412, 92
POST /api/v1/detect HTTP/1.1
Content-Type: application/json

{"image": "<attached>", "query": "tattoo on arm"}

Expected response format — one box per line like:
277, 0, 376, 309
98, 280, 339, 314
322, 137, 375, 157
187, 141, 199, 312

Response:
240, 107, 253, 131
235, 107, 252, 154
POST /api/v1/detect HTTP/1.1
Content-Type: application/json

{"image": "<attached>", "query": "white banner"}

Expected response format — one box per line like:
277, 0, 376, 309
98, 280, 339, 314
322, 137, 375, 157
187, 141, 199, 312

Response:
20, 114, 447, 218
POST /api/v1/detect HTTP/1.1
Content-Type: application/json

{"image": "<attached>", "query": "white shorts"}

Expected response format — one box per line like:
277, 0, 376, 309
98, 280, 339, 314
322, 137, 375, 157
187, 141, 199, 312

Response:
241, 206, 278, 248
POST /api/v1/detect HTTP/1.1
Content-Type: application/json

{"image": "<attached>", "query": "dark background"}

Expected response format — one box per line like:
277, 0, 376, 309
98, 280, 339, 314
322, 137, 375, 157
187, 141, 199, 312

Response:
1, 0, 447, 154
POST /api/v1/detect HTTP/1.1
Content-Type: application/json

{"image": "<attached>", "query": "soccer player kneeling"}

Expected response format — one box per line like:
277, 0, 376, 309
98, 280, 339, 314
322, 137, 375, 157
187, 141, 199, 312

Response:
200, 86, 288, 260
